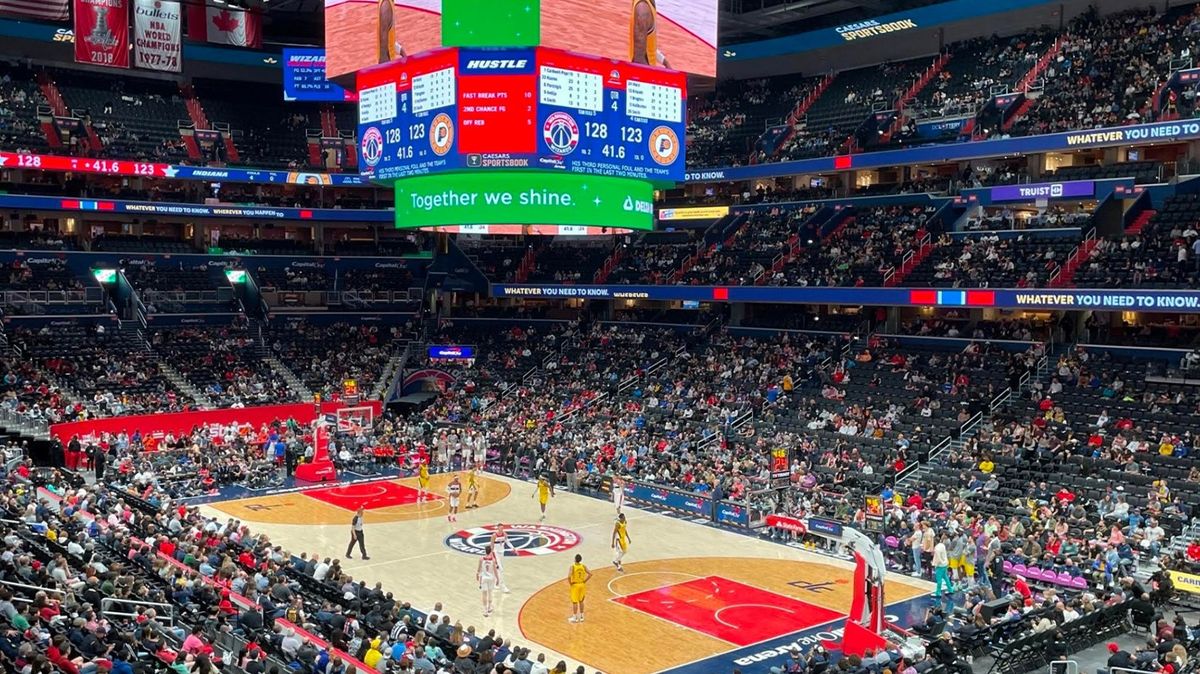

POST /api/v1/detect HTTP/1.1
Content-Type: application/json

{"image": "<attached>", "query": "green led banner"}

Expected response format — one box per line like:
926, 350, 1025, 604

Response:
441, 0, 540, 47
394, 171, 654, 230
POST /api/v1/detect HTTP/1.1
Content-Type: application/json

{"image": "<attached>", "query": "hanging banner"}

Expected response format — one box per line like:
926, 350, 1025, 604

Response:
74, 0, 130, 69
188, 3, 262, 48
133, 0, 181, 72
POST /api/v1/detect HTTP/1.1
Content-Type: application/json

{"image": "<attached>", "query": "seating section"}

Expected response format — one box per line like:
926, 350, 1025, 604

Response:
268, 323, 406, 399
524, 241, 613, 284
1079, 195, 1200, 288
151, 326, 288, 406
1010, 5, 1199, 138
904, 232, 1077, 288
12, 325, 192, 416
192, 78, 317, 168
50, 70, 191, 161
92, 234, 197, 254
911, 32, 1050, 120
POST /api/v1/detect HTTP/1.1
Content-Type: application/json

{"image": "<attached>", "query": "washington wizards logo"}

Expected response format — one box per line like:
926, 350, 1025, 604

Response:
360, 127, 384, 168
543, 112, 579, 156
445, 524, 581, 557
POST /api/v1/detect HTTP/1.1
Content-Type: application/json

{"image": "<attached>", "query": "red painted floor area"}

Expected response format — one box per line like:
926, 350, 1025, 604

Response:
304, 481, 440, 511
612, 575, 843, 646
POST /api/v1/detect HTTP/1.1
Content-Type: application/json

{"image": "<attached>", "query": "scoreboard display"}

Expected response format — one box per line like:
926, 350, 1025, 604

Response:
357, 47, 686, 183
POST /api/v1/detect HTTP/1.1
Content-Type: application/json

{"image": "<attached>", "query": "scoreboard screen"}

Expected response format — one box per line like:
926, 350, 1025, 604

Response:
357, 47, 686, 183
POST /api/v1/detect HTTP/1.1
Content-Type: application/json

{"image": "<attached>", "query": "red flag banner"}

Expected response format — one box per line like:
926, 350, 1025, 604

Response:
187, 2, 261, 48
74, 0, 130, 69
133, 0, 181, 72
0, 0, 69, 20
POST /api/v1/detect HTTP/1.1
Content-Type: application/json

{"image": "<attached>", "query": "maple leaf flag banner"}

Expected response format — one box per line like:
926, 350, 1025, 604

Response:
0, 0, 69, 20
187, 2, 261, 48
74, 0, 131, 69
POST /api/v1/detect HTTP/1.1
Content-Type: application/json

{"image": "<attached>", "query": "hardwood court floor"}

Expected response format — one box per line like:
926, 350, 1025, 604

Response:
208, 472, 510, 525
203, 474, 928, 673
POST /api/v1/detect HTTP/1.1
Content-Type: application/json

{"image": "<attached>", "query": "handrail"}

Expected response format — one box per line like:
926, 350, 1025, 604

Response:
0, 579, 65, 596
925, 435, 952, 464
959, 411, 983, 439
988, 387, 1012, 413
102, 597, 174, 626
894, 461, 922, 484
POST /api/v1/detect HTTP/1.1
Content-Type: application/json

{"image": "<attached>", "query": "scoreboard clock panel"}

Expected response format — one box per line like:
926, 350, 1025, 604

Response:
357, 46, 687, 183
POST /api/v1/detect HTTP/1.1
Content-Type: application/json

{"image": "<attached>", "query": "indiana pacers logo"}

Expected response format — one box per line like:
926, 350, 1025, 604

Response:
445, 524, 581, 557
649, 126, 679, 165
543, 112, 579, 156
430, 114, 454, 156
360, 127, 384, 168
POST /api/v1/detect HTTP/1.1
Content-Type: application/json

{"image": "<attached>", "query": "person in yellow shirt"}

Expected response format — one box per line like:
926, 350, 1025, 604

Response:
978, 458, 994, 474
611, 513, 631, 572
363, 638, 384, 669
533, 475, 554, 521
567, 554, 592, 623
417, 461, 430, 502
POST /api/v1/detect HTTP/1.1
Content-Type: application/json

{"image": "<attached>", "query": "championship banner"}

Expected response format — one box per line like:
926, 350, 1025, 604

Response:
74, 0, 130, 69
187, 2, 262, 48
133, 0, 181, 72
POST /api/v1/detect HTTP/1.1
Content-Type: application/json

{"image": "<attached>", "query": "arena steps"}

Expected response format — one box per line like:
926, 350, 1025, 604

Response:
158, 361, 214, 408
1124, 208, 1157, 236
263, 354, 315, 401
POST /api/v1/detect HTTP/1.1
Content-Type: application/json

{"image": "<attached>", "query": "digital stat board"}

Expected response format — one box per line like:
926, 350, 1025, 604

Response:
356, 47, 687, 184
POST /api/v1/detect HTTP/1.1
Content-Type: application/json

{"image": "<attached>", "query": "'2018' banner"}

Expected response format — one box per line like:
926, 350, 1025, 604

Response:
133, 0, 180, 72
74, 0, 129, 69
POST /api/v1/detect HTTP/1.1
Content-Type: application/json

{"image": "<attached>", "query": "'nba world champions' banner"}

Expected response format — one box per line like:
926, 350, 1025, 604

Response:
74, 0, 130, 69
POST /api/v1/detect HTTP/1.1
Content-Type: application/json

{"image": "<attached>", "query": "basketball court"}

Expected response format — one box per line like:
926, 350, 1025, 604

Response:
202, 474, 932, 674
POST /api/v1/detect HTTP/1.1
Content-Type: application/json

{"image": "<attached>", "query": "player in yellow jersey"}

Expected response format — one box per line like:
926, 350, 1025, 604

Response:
466, 468, 480, 510
532, 474, 554, 521
611, 513, 631, 573
630, 0, 670, 69
377, 0, 406, 64
567, 553, 592, 623
417, 461, 430, 502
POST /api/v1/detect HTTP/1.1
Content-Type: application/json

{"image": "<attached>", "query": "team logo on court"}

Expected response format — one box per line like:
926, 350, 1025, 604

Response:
360, 127, 384, 168
649, 126, 679, 165
542, 112, 579, 156
430, 114, 454, 156
444, 524, 580, 557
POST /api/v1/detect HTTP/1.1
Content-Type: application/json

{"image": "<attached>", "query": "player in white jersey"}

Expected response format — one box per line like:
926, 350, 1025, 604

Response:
447, 474, 462, 522
477, 544, 498, 616
612, 475, 626, 514
491, 523, 512, 593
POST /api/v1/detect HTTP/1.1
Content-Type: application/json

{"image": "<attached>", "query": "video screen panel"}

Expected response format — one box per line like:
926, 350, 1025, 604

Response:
324, 0, 717, 80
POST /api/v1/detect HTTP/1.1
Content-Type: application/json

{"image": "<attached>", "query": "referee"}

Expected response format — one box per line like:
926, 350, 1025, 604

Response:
346, 505, 369, 560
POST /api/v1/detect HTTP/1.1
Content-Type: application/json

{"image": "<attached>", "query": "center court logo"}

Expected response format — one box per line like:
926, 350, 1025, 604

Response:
543, 112, 579, 156
444, 524, 580, 557
361, 127, 383, 168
